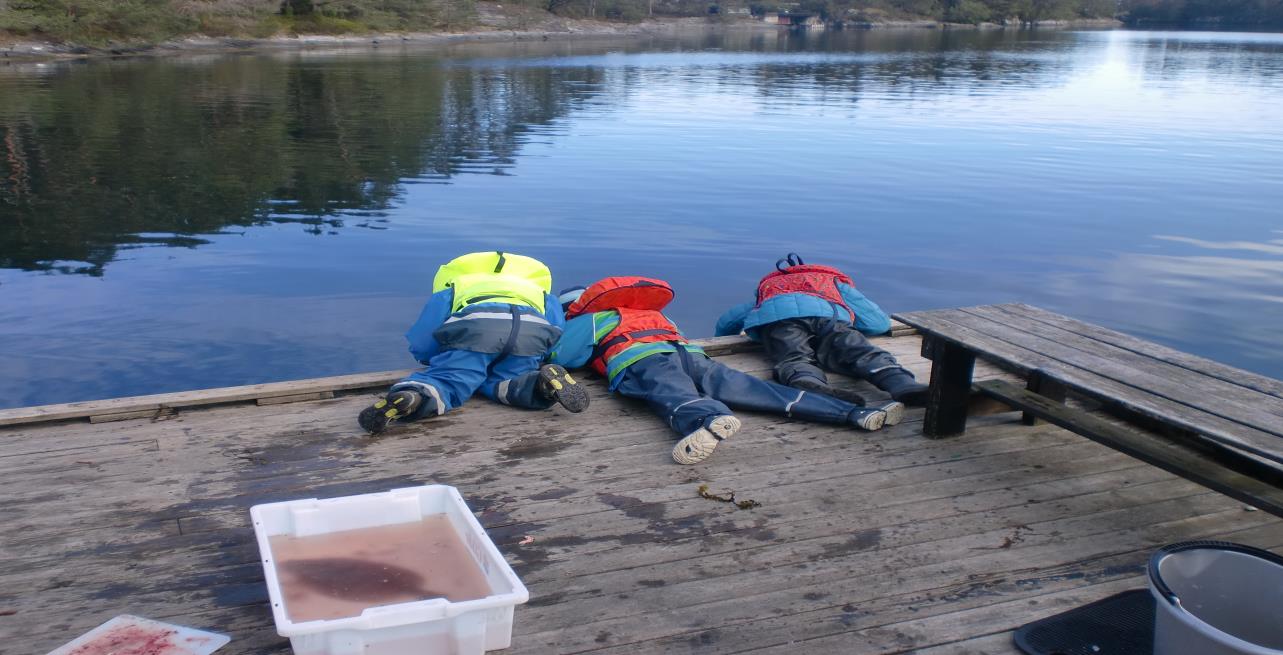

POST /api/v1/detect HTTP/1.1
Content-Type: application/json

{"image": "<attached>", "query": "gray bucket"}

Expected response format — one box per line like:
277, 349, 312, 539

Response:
1149, 541, 1283, 655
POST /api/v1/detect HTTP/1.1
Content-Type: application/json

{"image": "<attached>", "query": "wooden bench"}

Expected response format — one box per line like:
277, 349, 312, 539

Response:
893, 303, 1283, 518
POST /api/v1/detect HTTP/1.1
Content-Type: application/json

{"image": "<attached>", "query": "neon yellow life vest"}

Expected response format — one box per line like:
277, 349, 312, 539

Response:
433, 251, 552, 314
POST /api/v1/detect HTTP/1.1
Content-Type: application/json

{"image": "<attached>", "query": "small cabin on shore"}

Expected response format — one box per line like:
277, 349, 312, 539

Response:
762, 11, 824, 27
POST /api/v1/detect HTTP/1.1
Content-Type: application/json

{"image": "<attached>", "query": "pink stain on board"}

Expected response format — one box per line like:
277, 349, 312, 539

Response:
65, 624, 189, 655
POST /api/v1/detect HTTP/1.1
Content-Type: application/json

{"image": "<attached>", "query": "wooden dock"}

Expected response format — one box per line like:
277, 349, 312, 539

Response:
2, 327, 1280, 654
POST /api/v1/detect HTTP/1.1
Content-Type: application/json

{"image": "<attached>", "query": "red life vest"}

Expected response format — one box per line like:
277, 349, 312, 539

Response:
756, 263, 856, 321
566, 277, 684, 375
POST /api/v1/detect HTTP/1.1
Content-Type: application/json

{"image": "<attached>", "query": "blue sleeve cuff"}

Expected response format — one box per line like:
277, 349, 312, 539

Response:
715, 302, 753, 336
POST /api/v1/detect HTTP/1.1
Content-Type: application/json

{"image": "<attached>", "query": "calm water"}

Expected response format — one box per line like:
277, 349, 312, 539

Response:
2, 28, 1282, 409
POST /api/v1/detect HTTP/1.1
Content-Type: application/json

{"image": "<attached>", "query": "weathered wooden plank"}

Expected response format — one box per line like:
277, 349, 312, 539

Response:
0, 370, 409, 427
999, 303, 1283, 400
964, 304, 1283, 421
893, 309, 1283, 464
5, 331, 1277, 655
0, 332, 938, 429
515, 456, 1163, 587
7, 452, 1173, 622
509, 476, 1203, 631
255, 391, 335, 406
3, 446, 1148, 608
515, 506, 1281, 654
909, 632, 1016, 654
942, 307, 1283, 436
89, 408, 163, 423
742, 577, 1146, 654
889, 318, 917, 337
0, 420, 1089, 572
977, 379, 1283, 517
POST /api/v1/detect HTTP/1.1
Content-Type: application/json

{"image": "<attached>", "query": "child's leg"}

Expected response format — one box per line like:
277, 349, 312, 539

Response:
685, 352, 886, 430
759, 318, 829, 386
478, 355, 589, 412
615, 353, 732, 437
762, 318, 868, 405
814, 323, 928, 405
388, 349, 493, 415
360, 349, 493, 434
479, 354, 548, 408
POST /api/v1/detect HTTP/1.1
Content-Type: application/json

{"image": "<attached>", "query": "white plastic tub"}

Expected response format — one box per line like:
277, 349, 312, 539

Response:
1149, 540, 1283, 655
250, 485, 528, 655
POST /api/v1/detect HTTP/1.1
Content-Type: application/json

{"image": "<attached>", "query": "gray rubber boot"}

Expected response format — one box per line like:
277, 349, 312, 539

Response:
872, 368, 929, 407
847, 407, 887, 431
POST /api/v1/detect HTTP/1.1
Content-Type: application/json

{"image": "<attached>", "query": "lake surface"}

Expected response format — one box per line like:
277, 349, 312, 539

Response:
2, 28, 1282, 409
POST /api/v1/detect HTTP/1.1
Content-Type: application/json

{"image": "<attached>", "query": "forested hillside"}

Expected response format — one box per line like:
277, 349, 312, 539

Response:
1121, 0, 1283, 26
1, 0, 1280, 50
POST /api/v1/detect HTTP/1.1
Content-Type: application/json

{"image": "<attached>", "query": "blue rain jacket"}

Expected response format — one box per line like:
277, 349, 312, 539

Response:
714, 283, 892, 340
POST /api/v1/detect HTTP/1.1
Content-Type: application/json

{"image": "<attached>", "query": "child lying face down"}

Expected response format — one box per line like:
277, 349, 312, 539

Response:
547, 277, 901, 465
358, 251, 589, 435
716, 253, 929, 407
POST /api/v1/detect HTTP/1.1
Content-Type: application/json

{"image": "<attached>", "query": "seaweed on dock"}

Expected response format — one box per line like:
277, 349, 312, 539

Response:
696, 483, 761, 510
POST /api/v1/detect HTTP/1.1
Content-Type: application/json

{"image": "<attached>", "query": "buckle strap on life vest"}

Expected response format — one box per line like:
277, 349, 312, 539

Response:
489, 305, 522, 371
590, 328, 674, 366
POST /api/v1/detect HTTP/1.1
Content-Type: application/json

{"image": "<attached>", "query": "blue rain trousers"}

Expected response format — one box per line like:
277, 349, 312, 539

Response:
390, 349, 552, 419
614, 347, 865, 437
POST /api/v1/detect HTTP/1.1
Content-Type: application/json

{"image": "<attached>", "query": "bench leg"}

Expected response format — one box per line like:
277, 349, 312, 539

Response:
923, 338, 976, 438
1022, 369, 1068, 426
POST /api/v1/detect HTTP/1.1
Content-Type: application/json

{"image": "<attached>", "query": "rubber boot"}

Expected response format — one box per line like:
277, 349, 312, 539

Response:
848, 407, 887, 432
867, 400, 905, 426
537, 364, 590, 413
789, 376, 868, 406
793, 376, 903, 425
871, 368, 930, 407
358, 390, 430, 435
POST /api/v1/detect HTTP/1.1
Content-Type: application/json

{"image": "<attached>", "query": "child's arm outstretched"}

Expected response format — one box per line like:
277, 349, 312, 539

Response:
715, 302, 753, 337
547, 314, 599, 369
838, 283, 892, 336
405, 289, 454, 364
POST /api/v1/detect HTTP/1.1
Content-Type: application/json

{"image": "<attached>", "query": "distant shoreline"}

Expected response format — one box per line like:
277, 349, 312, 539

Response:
0, 16, 1125, 62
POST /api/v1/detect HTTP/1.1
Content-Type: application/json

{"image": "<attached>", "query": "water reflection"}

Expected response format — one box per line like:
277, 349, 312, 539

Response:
1, 28, 1282, 407
1096, 232, 1283, 379
0, 54, 607, 274
0, 30, 1107, 276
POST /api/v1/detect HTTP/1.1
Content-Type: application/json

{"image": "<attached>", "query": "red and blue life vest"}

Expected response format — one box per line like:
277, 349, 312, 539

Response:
565, 277, 684, 375
756, 256, 857, 322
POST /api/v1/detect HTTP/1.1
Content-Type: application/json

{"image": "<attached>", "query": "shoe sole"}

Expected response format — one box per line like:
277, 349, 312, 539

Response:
358, 393, 419, 435
708, 415, 742, 440
857, 410, 887, 431
672, 415, 741, 465
878, 401, 905, 426
541, 365, 590, 413
359, 400, 397, 435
